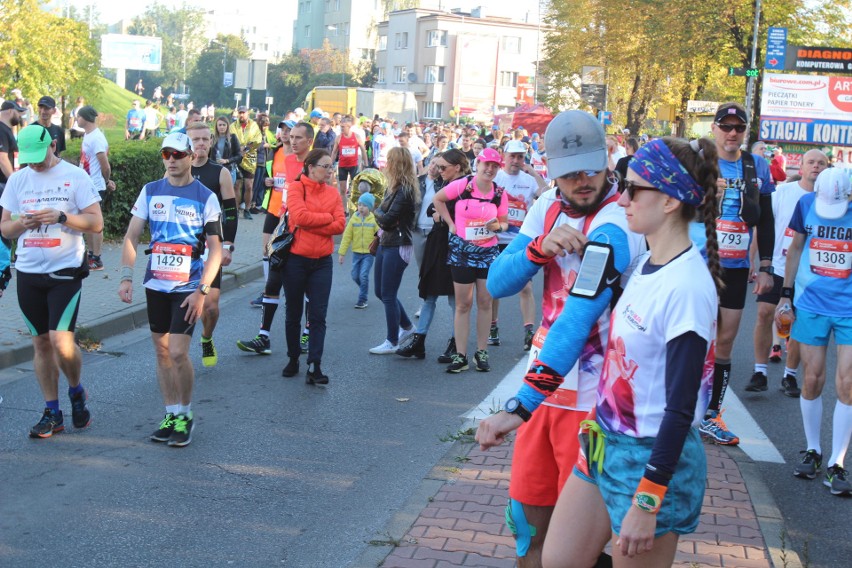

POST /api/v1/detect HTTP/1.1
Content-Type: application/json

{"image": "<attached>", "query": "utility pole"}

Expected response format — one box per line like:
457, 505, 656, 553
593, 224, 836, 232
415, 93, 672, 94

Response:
744, 0, 762, 144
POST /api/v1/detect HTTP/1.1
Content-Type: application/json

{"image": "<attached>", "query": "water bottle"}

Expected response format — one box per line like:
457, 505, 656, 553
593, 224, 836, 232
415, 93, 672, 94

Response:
777, 304, 793, 339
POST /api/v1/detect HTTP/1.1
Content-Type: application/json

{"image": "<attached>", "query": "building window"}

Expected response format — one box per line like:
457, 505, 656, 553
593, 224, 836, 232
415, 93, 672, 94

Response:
378, 35, 387, 51
344, 22, 350, 36
334, 0, 340, 10
377, 68, 386, 84
305, 1, 311, 13
423, 102, 443, 119
305, 25, 311, 37
394, 66, 407, 83
424, 66, 445, 83
501, 36, 521, 53
499, 71, 519, 87
325, 0, 331, 10
329, 26, 338, 36
427, 30, 447, 47
395, 32, 408, 49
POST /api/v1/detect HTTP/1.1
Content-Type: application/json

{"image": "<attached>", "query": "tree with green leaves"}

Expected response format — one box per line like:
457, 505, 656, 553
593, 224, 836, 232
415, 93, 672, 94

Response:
0, 0, 100, 109
186, 35, 251, 108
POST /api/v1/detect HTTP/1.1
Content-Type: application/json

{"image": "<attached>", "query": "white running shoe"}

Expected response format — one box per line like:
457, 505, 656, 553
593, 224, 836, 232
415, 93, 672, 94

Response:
369, 339, 398, 354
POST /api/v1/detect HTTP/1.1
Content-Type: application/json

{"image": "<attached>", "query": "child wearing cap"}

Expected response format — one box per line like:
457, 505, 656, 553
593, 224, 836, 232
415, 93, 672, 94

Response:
338, 193, 379, 309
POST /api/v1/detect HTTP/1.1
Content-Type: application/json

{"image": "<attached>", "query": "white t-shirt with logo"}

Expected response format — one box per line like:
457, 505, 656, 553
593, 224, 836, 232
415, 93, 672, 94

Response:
80, 128, 109, 192
597, 246, 717, 438
771, 181, 808, 278
0, 160, 100, 273
494, 169, 538, 244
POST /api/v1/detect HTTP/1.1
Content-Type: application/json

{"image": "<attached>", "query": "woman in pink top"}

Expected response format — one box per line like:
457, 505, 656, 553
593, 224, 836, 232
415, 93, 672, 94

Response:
432, 148, 509, 373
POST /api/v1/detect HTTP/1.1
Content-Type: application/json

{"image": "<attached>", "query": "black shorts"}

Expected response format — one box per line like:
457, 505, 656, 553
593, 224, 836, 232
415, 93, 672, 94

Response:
238, 167, 254, 180
451, 265, 490, 284
719, 267, 750, 310
338, 165, 358, 182
16, 271, 82, 335
145, 289, 196, 335
263, 211, 281, 235
211, 267, 222, 290
756, 274, 791, 305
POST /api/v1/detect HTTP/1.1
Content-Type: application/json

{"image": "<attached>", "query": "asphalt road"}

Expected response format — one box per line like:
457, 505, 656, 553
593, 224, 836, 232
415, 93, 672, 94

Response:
0, 266, 530, 567
726, 294, 850, 568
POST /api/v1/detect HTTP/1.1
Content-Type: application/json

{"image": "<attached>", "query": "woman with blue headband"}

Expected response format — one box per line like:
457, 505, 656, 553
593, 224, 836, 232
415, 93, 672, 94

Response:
541, 137, 724, 567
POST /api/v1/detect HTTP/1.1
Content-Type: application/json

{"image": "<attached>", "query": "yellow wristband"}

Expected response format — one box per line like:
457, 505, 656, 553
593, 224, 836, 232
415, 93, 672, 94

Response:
633, 477, 667, 514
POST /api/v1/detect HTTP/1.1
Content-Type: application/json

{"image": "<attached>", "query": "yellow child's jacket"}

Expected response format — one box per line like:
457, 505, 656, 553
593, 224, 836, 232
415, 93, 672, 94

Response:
338, 211, 378, 255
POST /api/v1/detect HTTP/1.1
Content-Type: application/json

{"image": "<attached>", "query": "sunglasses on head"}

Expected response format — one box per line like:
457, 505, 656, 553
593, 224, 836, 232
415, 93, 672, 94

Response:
161, 149, 191, 160
623, 180, 659, 200
559, 170, 601, 180
715, 123, 747, 133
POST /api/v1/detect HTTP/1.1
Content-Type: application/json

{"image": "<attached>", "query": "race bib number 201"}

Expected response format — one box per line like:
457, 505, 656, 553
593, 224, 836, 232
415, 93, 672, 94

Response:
150, 242, 192, 281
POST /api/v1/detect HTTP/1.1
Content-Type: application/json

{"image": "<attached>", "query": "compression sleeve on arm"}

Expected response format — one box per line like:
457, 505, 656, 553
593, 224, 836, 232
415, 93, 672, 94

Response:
486, 233, 541, 298
520, 223, 633, 404
222, 197, 238, 242
644, 331, 707, 487
757, 193, 775, 261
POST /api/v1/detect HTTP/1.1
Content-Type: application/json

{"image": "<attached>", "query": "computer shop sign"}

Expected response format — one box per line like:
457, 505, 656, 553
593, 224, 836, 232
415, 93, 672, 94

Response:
759, 73, 852, 145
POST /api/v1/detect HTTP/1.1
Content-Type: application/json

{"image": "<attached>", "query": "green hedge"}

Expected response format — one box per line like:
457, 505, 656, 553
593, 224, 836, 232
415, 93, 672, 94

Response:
65, 137, 164, 240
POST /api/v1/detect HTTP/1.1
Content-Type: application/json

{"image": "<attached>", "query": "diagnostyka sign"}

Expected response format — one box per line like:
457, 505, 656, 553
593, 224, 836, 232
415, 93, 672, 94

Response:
785, 46, 852, 73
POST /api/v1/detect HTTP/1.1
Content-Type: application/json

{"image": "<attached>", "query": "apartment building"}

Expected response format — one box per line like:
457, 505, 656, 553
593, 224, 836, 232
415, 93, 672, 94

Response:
375, 7, 544, 121
293, 0, 386, 63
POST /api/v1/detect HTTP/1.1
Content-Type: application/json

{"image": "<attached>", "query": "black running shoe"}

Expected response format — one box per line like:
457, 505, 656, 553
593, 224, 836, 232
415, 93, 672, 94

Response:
523, 328, 534, 351
793, 449, 822, 480
781, 374, 801, 398
487, 325, 500, 346
69, 389, 92, 429
745, 372, 768, 392
201, 338, 218, 367
300, 332, 309, 354
446, 353, 469, 373
306, 362, 329, 385
282, 357, 300, 377
474, 349, 490, 372
168, 413, 193, 447
437, 337, 457, 364
824, 465, 852, 496
151, 413, 176, 442
29, 409, 64, 438
237, 334, 271, 355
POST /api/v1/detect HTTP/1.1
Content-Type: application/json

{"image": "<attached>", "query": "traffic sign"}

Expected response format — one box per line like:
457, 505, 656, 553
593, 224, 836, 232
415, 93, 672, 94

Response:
223, 72, 233, 88
581, 84, 607, 108
729, 67, 760, 77
234, 93, 242, 102
598, 111, 612, 125
766, 27, 787, 70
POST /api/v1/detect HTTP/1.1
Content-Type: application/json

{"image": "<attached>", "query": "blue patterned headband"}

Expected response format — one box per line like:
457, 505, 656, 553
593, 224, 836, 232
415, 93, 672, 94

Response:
628, 139, 704, 206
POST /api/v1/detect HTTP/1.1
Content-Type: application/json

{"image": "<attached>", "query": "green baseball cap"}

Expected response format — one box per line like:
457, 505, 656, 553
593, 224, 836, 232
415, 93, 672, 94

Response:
17, 124, 53, 164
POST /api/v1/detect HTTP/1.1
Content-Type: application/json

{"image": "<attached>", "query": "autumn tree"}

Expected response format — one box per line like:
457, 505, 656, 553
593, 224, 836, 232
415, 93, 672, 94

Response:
0, 0, 100, 106
185, 34, 251, 108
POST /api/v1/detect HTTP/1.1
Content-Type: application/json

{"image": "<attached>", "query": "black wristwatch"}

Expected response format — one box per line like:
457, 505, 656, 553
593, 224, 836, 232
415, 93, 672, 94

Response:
57, 211, 67, 225
758, 266, 774, 275
198, 284, 211, 296
505, 397, 532, 422
781, 287, 794, 299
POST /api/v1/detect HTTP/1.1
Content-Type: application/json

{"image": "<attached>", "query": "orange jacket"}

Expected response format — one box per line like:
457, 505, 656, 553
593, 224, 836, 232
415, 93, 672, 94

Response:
287, 175, 346, 258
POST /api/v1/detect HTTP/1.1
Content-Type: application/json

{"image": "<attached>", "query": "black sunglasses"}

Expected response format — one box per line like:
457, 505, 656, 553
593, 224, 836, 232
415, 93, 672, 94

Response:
623, 180, 659, 200
715, 123, 747, 133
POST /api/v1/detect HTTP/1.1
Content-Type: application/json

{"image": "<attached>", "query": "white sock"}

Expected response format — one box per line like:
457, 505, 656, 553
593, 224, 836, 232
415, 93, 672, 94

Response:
828, 400, 852, 468
800, 396, 823, 455
166, 405, 180, 416
177, 403, 192, 416
784, 367, 798, 378
258, 330, 270, 337
754, 364, 767, 375
262, 257, 269, 280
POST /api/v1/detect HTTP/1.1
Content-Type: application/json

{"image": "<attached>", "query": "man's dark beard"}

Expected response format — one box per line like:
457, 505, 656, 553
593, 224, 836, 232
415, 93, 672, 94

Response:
562, 179, 610, 216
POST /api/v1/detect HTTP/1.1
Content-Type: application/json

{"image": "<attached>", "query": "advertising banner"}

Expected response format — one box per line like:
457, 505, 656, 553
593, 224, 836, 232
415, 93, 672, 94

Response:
101, 34, 162, 71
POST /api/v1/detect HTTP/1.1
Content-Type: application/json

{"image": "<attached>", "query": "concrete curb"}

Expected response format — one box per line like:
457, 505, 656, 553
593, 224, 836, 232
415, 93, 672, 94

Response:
352, 432, 477, 568
727, 446, 803, 568
0, 262, 264, 373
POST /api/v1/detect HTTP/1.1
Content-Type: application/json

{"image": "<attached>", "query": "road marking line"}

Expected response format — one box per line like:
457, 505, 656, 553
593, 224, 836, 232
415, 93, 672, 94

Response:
720, 390, 785, 463
466, 358, 786, 464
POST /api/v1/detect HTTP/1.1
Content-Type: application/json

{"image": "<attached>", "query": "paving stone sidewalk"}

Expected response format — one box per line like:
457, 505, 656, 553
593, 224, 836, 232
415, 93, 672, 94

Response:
380, 440, 778, 568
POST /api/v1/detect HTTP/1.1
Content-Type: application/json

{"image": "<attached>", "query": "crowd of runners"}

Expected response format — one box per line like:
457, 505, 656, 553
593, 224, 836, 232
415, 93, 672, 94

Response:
1, 90, 851, 567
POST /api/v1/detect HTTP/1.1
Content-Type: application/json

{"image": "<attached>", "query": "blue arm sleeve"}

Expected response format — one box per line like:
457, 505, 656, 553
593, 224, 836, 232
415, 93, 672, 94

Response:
486, 233, 540, 298
515, 224, 634, 413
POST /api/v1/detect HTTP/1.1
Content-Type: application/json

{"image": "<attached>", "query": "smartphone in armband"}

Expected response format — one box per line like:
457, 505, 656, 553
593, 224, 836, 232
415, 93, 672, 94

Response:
569, 242, 619, 299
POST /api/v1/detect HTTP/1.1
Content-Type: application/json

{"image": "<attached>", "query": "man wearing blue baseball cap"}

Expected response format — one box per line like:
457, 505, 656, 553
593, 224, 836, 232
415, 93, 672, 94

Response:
0, 124, 103, 439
